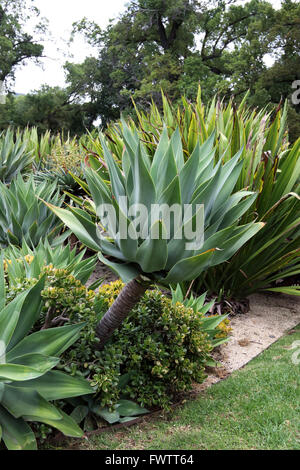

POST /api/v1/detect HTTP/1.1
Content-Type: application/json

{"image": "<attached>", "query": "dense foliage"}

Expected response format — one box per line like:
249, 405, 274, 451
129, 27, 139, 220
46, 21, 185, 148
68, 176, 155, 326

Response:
7, 272, 230, 410
0, 0, 45, 85
0, 175, 65, 248
103, 91, 300, 299
0, 1, 299, 138
0, 267, 93, 450
0, 0, 299, 452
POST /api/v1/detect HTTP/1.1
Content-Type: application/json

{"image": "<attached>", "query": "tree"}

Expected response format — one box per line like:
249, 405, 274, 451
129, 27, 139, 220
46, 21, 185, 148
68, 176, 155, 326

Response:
66, 0, 278, 124
0, 86, 90, 134
0, 0, 46, 87
250, 0, 300, 141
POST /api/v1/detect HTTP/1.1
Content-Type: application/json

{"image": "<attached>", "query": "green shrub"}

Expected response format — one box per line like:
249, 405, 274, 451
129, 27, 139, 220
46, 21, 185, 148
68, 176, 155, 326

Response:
7, 272, 229, 410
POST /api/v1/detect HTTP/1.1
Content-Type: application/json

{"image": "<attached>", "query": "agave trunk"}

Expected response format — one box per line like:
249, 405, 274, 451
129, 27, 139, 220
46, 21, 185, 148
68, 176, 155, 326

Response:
96, 277, 150, 347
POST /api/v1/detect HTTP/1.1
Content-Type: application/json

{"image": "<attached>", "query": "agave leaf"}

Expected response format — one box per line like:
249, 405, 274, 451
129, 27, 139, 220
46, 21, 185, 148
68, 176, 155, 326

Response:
165, 249, 217, 283
12, 370, 93, 401
0, 292, 28, 349
0, 405, 37, 450
98, 252, 141, 283
45, 203, 101, 252
8, 276, 45, 350
1, 386, 62, 421
136, 220, 168, 272
7, 323, 85, 362
25, 409, 84, 438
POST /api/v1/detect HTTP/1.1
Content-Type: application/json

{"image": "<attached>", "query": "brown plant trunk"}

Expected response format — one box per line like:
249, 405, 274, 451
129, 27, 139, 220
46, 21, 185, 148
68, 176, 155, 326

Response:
95, 277, 150, 349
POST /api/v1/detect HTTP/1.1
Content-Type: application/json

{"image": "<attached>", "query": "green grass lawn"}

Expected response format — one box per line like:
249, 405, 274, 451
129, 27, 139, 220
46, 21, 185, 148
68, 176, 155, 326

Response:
74, 325, 300, 450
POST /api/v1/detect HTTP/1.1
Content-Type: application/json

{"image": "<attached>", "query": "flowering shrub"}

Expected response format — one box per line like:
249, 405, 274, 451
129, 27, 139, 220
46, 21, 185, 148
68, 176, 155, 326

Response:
8, 273, 230, 410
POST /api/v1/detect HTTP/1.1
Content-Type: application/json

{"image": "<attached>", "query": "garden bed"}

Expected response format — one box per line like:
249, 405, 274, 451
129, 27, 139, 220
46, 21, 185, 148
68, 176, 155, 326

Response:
87, 261, 300, 389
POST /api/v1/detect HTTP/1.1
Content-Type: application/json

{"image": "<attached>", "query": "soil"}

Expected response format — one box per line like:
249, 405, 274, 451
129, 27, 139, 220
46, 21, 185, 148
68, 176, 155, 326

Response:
86, 260, 118, 287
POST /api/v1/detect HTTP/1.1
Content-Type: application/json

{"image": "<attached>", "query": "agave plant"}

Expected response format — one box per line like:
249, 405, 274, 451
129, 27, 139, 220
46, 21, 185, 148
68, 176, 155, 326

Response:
18, 127, 53, 163
0, 128, 34, 183
3, 238, 96, 286
0, 175, 66, 248
47, 124, 263, 346
0, 264, 93, 450
34, 166, 86, 196
105, 91, 300, 300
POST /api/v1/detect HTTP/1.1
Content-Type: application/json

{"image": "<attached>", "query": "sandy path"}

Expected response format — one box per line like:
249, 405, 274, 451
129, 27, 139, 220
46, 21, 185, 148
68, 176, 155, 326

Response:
195, 293, 300, 390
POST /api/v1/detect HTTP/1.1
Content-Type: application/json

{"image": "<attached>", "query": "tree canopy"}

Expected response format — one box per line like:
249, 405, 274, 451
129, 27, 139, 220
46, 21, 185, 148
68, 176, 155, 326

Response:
1, 0, 299, 137
65, 0, 284, 122
0, 0, 46, 87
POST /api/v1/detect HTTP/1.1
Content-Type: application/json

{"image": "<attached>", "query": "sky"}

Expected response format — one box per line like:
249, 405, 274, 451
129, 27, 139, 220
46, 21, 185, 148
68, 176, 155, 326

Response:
14, 0, 127, 94
14, 0, 282, 94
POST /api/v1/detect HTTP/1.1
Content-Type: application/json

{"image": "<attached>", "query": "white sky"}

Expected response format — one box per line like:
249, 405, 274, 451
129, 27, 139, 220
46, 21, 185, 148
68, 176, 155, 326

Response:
14, 0, 127, 93
14, 0, 282, 94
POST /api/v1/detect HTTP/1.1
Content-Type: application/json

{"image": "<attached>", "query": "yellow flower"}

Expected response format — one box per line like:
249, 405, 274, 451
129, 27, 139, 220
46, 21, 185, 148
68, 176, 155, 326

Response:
24, 255, 34, 264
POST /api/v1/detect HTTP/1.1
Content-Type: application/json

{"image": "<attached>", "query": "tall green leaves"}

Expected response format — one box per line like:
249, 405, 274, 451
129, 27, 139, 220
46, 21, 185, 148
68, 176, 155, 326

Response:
0, 273, 92, 450
0, 175, 65, 248
47, 122, 263, 285
0, 129, 34, 183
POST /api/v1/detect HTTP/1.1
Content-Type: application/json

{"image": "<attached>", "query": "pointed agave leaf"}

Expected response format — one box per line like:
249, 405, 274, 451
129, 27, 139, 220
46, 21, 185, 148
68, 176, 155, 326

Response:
98, 252, 141, 283
0, 254, 5, 310
8, 276, 45, 350
117, 399, 149, 417
150, 126, 169, 181
155, 142, 178, 197
264, 286, 300, 296
24, 409, 84, 438
70, 405, 89, 424
112, 198, 138, 261
0, 292, 28, 349
131, 143, 156, 213
11, 370, 93, 401
45, 202, 101, 252
179, 140, 207, 205
170, 127, 184, 170
166, 203, 205, 269
136, 220, 168, 273
99, 133, 126, 201
7, 323, 85, 362
165, 249, 217, 283
219, 192, 258, 229
0, 406, 37, 450
1, 386, 62, 421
